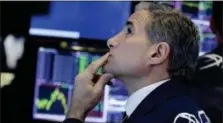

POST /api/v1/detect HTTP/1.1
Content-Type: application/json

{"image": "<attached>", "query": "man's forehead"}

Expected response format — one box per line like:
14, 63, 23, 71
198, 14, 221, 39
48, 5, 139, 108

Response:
128, 9, 150, 24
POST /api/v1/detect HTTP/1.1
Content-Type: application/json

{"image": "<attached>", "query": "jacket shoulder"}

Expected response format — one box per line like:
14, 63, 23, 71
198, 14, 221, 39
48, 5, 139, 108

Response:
155, 95, 211, 123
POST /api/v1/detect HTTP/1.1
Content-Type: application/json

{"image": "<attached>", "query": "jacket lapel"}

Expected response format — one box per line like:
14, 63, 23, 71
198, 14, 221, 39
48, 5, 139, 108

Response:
128, 78, 189, 120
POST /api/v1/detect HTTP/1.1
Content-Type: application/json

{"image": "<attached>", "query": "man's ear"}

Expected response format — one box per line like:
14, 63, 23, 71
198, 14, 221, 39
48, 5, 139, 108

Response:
148, 42, 170, 65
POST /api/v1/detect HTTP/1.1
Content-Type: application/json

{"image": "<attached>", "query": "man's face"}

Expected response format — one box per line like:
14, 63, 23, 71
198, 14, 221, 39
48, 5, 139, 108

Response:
103, 10, 153, 78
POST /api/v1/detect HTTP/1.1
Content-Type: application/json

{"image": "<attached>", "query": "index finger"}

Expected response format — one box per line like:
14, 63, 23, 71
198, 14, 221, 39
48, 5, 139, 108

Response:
85, 53, 109, 74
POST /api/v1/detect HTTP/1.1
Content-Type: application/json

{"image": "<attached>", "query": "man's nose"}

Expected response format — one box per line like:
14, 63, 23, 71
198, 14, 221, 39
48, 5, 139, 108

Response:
107, 35, 119, 49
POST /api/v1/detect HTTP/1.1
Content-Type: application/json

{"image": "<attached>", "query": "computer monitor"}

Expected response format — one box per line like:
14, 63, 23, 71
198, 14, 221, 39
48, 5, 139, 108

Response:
108, 79, 128, 112
30, 1, 131, 40
195, 21, 216, 55
33, 47, 128, 123
33, 47, 110, 122
180, 1, 213, 21
158, 1, 216, 55
180, 1, 216, 54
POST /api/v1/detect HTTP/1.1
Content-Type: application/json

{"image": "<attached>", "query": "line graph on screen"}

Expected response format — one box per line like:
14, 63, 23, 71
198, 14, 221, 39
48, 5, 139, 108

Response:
35, 84, 69, 115
182, 1, 212, 10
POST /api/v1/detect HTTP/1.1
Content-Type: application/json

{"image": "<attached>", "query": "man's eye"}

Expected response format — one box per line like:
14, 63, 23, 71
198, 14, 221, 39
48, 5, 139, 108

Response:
124, 26, 133, 35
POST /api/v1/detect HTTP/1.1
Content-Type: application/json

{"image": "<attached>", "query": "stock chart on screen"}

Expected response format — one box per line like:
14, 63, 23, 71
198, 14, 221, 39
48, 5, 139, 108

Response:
34, 84, 70, 116
179, 1, 213, 20
180, 1, 216, 54
33, 47, 125, 123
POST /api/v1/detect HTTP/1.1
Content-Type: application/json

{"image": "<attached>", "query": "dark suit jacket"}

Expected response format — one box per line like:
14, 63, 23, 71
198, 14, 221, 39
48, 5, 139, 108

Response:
63, 78, 211, 123
184, 44, 223, 123
187, 44, 222, 88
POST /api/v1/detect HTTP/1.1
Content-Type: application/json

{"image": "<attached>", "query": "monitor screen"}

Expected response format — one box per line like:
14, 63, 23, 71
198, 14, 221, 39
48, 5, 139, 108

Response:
30, 1, 131, 40
181, 1, 200, 19
33, 47, 127, 123
195, 21, 216, 55
179, 1, 212, 20
180, 1, 216, 54
158, 1, 216, 55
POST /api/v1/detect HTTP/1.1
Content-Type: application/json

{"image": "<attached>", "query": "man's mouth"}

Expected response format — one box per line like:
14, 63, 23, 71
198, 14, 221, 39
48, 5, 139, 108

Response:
102, 56, 111, 68
109, 50, 114, 57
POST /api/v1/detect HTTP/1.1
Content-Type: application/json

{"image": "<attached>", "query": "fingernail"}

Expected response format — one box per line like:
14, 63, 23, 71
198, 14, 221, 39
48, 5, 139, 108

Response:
106, 73, 114, 79
106, 52, 110, 56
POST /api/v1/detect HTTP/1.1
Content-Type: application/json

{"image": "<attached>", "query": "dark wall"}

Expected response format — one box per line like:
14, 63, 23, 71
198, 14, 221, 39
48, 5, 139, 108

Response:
1, 2, 50, 123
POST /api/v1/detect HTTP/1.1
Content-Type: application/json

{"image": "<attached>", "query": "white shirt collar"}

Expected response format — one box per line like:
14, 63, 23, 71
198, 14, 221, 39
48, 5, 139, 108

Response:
125, 79, 169, 117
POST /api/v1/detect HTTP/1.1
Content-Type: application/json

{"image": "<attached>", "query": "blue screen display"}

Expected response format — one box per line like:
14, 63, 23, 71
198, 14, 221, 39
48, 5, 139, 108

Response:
33, 47, 128, 122
30, 1, 131, 40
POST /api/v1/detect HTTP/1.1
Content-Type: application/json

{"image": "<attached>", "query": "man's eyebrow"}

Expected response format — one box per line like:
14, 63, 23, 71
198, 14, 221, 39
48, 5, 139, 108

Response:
126, 21, 136, 30
126, 21, 133, 26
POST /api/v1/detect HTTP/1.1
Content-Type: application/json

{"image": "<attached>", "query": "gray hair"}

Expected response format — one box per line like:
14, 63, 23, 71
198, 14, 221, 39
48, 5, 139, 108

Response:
136, 2, 200, 79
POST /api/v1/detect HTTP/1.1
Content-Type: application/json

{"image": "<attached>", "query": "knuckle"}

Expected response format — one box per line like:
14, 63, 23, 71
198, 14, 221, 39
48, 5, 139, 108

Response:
93, 88, 101, 95
75, 72, 92, 84
75, 73, 85, 82
89, 63, 97, 70
100, 76, 108, 82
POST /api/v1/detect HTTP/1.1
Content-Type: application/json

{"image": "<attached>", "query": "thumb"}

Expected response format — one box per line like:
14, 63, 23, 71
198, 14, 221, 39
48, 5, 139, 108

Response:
95, 73, 114, 90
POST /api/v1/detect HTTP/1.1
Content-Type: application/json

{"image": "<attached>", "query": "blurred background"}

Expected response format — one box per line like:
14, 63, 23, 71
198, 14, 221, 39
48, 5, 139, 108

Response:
0, 1, 220, 123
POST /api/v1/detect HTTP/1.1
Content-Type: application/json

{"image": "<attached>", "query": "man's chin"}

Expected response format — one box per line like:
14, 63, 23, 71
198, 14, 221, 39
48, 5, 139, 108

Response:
102, 65, 114, 74
102, 66, 111, 74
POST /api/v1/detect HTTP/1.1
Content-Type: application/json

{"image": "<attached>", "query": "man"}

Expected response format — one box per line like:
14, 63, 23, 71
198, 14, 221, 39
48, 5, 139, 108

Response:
188, 1, 222, 89
184, 1, 223, 123
63, 2, 211, 123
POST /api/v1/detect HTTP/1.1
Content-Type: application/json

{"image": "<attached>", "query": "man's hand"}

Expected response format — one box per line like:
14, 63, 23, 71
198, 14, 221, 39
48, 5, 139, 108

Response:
67, 53, 113, 121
